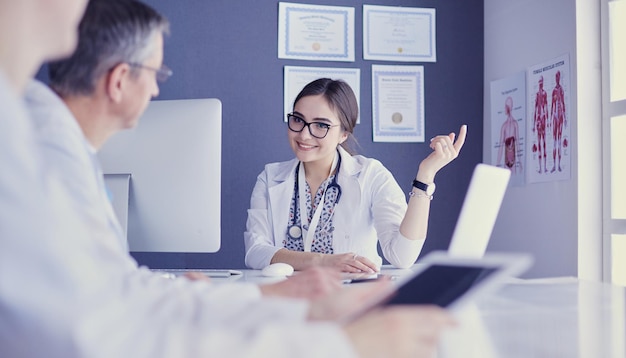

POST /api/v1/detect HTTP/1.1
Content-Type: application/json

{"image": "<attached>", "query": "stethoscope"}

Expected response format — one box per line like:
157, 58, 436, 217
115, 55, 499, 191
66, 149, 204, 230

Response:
287, 151, 342, 252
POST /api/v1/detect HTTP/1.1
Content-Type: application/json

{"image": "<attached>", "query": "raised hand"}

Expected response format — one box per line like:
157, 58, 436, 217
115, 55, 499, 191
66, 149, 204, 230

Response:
418, 124, 467, 181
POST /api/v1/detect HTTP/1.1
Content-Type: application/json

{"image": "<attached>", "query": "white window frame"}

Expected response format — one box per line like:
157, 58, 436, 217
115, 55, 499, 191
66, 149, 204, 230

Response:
601, 0, 626, 284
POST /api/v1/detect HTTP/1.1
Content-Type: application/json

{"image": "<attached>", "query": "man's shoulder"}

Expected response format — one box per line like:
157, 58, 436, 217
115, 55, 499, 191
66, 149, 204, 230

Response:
25, 80, 77, 130
25, 80, 60, 106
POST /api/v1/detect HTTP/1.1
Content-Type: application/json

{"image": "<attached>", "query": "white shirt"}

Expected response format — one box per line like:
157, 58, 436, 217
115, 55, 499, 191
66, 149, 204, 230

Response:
244, 146, 425, 270
26, 80, 128, 251
0, 73, 357, 358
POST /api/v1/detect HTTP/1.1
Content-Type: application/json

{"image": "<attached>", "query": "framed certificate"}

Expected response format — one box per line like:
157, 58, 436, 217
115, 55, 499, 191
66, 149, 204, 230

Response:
363, 5, 436, 62
284, 66, 360, 123
278, 2, 355, 62
372, 65, 424, 142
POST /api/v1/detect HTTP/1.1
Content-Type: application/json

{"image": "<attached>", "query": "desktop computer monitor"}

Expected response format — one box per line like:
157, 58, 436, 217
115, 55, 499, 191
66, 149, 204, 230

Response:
98, 98, 222, 253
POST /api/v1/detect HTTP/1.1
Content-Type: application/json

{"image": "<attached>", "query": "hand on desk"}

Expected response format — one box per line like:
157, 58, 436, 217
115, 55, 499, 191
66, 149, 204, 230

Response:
307, 279, 455, 358
270, 249, 379, 273
259, 267, 342, 300
320, 252, 379, 274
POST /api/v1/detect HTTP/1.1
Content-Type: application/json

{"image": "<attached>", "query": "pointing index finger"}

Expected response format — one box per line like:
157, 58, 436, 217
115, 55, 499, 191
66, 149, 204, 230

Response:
453, 124, 468, 152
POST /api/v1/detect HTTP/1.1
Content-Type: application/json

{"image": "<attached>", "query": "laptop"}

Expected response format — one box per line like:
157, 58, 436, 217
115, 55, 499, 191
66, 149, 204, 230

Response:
342, 163, 510, 284
447, 163, 511, 258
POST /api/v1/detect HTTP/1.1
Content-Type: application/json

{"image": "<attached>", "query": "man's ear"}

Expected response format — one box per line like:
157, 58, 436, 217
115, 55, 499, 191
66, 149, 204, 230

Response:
105, 63, 131, 103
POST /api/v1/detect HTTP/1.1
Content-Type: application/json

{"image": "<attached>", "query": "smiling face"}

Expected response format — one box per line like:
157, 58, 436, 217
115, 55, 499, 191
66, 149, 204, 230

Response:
289, 94, 348, 172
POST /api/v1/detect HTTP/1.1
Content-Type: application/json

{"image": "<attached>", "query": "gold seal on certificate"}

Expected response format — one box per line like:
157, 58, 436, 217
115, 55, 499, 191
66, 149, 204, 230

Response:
392, 112, 403, 124
397, 47, 403, 53
312, 42, 321, 51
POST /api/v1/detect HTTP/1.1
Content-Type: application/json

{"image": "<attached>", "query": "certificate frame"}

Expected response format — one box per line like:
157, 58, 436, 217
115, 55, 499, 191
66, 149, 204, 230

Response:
372, 65, 424, 143
284, 66, 360, 123
363, 5, 436, 63
278, 2, 355, 62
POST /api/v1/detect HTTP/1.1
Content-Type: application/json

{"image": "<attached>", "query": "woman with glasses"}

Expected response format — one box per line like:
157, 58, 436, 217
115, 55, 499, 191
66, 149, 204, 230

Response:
244, 78, 467, 272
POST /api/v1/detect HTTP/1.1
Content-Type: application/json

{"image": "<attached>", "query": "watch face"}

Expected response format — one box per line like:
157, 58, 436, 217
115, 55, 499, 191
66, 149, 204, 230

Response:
425, 184, 436, 196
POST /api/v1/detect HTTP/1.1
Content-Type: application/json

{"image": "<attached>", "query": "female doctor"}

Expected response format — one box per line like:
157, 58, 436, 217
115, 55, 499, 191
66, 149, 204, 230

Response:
244, 78, 467, 272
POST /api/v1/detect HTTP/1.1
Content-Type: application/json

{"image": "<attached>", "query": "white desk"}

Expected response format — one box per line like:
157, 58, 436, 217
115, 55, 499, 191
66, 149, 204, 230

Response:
436, 277, 626, 357
208, 266, 625, 357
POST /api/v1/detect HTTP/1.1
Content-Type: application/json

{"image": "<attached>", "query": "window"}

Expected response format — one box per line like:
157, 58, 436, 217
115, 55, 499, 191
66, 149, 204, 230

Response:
603, 0, 626, 285
609, 1, 626, 102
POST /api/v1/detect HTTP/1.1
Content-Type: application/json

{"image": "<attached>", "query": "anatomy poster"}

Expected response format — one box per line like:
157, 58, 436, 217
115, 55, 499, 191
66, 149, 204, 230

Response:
526, 54, 571, 183
490, 71, 526, 187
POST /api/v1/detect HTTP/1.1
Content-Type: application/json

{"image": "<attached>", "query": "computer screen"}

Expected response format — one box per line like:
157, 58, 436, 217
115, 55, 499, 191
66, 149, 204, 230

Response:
98, 98, 222, 253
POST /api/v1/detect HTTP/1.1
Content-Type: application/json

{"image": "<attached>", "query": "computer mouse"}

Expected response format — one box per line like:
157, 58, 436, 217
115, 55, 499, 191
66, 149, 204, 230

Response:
261, 262, 294, 277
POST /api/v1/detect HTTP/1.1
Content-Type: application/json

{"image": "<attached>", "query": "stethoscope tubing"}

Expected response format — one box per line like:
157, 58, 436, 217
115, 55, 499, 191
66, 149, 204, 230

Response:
288, 151, 342, 240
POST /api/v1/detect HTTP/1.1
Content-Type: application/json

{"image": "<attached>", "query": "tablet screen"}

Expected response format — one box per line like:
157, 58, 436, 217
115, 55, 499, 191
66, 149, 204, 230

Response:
385, 265, 498, 307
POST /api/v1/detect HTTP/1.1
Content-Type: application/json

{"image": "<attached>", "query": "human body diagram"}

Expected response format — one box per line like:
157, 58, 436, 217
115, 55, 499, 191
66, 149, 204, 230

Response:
497, 96, 522, 174
549, 71, 567, 173
532, 76, 548, 174
527, 55, 571, 183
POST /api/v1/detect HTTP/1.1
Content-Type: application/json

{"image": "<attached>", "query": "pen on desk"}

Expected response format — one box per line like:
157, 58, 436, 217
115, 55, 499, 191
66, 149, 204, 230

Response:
343, 274, 397, 284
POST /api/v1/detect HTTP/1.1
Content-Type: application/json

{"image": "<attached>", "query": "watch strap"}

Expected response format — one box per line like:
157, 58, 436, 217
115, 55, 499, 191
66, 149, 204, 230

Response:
412, 179, 428, 192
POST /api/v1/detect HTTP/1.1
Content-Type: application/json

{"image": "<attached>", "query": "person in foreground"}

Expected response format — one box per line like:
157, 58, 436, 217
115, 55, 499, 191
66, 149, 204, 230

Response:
0, 0, 454, 357
245, 78, 467, 273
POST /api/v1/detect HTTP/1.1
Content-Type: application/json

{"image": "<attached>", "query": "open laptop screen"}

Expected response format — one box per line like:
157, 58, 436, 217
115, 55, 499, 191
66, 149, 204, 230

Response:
448, 163, 511, 258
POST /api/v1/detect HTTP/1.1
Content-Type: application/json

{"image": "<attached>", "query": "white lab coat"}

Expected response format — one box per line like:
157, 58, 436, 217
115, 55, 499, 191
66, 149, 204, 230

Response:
0, 73, 357, 358
244, 146, 425, 270
26, 80, 128, 252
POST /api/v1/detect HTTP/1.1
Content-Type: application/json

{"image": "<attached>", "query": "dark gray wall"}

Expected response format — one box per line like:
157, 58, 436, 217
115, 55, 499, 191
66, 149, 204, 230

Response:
39, 0, 484, 269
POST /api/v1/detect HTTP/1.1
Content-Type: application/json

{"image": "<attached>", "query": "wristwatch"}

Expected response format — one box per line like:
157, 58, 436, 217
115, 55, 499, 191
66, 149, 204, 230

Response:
412, 179, 436, 197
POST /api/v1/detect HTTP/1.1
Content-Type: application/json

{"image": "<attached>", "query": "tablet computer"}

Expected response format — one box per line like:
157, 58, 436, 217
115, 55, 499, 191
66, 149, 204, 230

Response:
383, 251, 532, 310
343, 251, 532, 321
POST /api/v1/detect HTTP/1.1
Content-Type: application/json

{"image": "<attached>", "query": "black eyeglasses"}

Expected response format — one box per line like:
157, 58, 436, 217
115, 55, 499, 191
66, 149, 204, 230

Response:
286, 113, 340, 139
128, 63, 173, 82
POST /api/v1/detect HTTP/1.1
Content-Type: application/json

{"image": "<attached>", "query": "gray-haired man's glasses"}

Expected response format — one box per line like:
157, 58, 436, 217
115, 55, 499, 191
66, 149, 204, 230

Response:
128, 63, 173, 82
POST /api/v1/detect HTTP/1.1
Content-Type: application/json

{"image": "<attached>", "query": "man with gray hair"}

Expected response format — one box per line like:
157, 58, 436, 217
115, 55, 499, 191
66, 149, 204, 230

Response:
27, 0, 342, 298
27, 0, 172, 252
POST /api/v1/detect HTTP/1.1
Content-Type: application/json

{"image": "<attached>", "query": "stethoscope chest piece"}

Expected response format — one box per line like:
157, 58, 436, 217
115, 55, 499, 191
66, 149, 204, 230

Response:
288, 225, 302, 239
